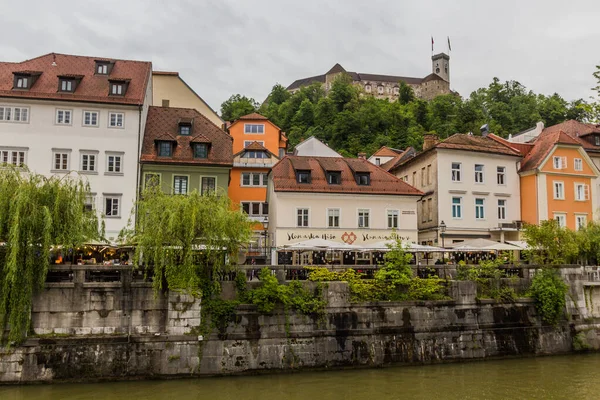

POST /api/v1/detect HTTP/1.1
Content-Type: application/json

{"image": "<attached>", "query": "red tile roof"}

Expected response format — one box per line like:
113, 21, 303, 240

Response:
244, 141, 269, 151
272, 156, 423, 196
519, 129, 593, 172
545, 120, 600, 138
141, 106, 232, 166
372, 146, 402, 157
237, 112, 268, 120
380, 147, 416, 172
487, 134, 535, 157
0, 53, 151, 105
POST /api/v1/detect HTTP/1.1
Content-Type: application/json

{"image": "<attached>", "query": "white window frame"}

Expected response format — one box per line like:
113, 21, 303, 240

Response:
55, 109, 72, 125
497, 199, 507, 220
452, 197, 462, 219
365, 84, 372, 93
111, 83, 124, 95
244, 140, 265, 148
357, 208, 370, 229
327, 208, 340, 228
596, 137, 600, 146
241, 172, 268, 187
200, 176, 217, 195
82, 110, 99, 127
475, 198, 485, 220
97, 64, 108, 74
143, 172, 161, 189
574, 183, 590, 201
173, 175, 190, 195
52, 149, 71, 172
103, 194, 122, 218
576, 214, 587, 231
16, 77, 28, 88
553, 156, 566, 170
474, 164, 484, 184
84, 193, 97, 212
297, 208, 310, 227
241, 201, 269, 217
574, 158, 583, 171
105, 152, 124, 175
451, 162, 461, 182
79, 151, 98, 173
553, 181, 565, 200
387, 209, 399, 229
244, 124, 265, 134
554, 213, 566, 228
60, 80, 73, 92
0, 106, 30, 123
0, 147, 27, 167
108, 112, 125, 128
497, 166, 506, 185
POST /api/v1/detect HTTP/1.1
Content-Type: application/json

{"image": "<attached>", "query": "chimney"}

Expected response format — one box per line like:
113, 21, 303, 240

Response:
480, 124, 489, 137
422, 134, 439, 151
358, 152, 366, 160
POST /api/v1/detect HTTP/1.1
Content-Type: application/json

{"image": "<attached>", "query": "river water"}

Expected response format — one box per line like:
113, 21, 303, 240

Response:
2, 353, 600, 399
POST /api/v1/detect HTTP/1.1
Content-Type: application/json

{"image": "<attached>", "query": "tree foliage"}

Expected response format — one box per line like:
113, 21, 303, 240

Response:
220, 94, 259, 121
218, 72, 600, 156
530, 268, 568, 325
128, 187, 252, 294
0, 168, 99, 343
523, 220, 579, 264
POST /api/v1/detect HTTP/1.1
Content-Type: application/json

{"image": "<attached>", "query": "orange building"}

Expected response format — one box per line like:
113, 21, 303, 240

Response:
227, 113, 287, 262
515, 130, 599, 230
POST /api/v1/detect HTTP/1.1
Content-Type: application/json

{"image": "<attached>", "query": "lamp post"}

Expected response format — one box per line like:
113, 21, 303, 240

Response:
440, 220, 446, 248
262, 219, 270, 262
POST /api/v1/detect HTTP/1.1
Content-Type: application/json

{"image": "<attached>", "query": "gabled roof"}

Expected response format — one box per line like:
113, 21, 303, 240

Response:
233, 141, 278, 158
380, 147, 416, 172
272, 156, 423, 196
237, 112, 268, 120
546, 120, 600, 138
0, 52, 151, 105
141, 106, 232, 166
519, 129, 592, 172
326, 63, 346, 75
372, 146, 403, 157
293, 136, 342, 157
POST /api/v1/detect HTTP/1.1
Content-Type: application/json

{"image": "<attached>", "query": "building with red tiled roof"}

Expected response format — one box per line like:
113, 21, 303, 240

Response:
267, 155, 422, 260
140, 106, 233, 196
367, 145, 409, 168
0, 52, 153, 241
387, 133, 523, 245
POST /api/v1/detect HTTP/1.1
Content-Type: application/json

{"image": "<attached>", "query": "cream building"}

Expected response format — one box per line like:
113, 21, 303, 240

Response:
268, 155, 422, 264
388, 134, 523, 246
152, 71, 223, 128
293, 136, 342, 157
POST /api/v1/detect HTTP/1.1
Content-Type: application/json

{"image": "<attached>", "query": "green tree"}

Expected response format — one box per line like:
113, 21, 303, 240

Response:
220, 94, 259, 121
398, 82, 415, 105
266, 84, 290, 105
0, 168, 100, 343
522, 220, 579, 264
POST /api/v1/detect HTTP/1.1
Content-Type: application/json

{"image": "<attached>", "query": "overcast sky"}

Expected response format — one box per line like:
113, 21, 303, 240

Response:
2, 0, 599, 112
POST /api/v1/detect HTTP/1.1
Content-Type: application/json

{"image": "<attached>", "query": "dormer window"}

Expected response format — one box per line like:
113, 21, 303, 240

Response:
297, 170, 311, 183
16, 76, 28, 89
243, 151, 268, 159
377, 85, 384, 94
109, 79, 130, 96
365, 84, 372, 93
193, 143, 208, 159
356, 172, 370, 185
327, 171, 341, 184
60, 79, 74, 92
95, 60, 114, 75
158, 141, 172, 157
12, 71, 41, 90
179, 124, 191, 135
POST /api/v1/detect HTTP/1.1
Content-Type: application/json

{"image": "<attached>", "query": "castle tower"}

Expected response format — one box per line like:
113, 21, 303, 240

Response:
431, 53, 450, 82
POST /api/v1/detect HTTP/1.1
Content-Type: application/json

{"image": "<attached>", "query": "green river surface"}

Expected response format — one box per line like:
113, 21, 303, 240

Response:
2, 353, 600, 399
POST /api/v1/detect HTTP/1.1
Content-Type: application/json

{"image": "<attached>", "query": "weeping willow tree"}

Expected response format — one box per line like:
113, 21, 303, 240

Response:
128, 186, 252, 294
0, 168, 100, 344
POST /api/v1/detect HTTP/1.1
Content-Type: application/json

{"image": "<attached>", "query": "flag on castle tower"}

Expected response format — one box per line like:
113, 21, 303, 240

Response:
448, 36, 452, 52
431, 36, 434, 51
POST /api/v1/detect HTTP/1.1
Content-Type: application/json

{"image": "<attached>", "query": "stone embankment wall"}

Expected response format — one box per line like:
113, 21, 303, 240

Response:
1, 265, 599, 383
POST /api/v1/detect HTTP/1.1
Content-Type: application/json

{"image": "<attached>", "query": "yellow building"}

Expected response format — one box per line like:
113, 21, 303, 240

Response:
152, 71, 223, 128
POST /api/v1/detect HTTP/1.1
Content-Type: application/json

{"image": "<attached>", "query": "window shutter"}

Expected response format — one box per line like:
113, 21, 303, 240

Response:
561, 156, 567, 169
585, 184, 590, 200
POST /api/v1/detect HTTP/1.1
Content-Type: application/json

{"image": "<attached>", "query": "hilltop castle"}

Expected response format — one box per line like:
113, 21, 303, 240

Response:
286, 53, 451, 101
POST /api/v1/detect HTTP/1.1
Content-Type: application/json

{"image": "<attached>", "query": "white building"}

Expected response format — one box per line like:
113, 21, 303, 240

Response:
293, 136, 342, 157
388, 134, 523, 246
0, 53, 152, 241
267, 155, 422, 264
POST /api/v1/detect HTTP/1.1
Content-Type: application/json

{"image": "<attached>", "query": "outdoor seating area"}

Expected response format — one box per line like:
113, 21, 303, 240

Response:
50, 242, 133, 266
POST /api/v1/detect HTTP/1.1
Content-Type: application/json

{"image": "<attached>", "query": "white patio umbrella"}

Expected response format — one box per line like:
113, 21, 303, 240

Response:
448, 238, 520, 252
281, 238, 344, 250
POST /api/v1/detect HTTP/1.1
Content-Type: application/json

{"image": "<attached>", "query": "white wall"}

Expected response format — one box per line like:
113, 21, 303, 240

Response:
436, 149, 521, 231
293, 137, 342, 157
0, 98, 141, 241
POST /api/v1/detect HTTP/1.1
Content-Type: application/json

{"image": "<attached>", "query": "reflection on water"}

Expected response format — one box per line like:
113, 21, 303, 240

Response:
2, 353, 600, 400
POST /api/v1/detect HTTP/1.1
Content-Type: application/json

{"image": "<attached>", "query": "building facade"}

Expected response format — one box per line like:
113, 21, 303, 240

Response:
139, 106, 233, 196
286, 53, 451, 101
389, 134, 523, 246
0, 53, 152, 241
268, 155, 422, 263
293, 136, 341, 157
152, 71, 223, 128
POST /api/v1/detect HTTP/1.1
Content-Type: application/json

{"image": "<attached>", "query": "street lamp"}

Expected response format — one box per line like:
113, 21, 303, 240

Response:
262, 219, 269, 260
440, 220, 446, 249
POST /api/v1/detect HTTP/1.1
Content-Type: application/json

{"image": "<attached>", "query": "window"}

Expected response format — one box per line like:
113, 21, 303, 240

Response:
297, 170, 311, 183
421, 201, 427, 223
574, 158, 583, 171
421, 167, 425, 185
60, 79, 73, 92
452, 197, 462, 219
53, 151, 69, 171
158, 141, 172, 157
328, 209, 340, 228
451, 162, 461, 182
201, 177, 216, 195
375, 158, 380, 166
179, 124, 191, 135
576, 215, 587, 231
84, 194, 96, 212
358, 209, 370, 228
426, 164, 431, 185
241, 202, 269, 216
553, 181, 564, 200
474, 164, 484, 183
241, 172, 268, 187
0, 106, 29, 123
575, 183, 590, 201
244, 124, 264, 134
109, 112, 124, 128
377, 86, 384, 94
193, 143, 208, 159
106, 154, 122, 173
244, 140, 265, 148
387, 209, 399, 229
394, 87, 400, 95
553, 156, 566, 170
97, 64, 108, 74
365, 84, 372, 93
56, 109, 72, 125
427, 198, 433, 222
554, 213, 566, 228
16, 76, 28, 89
0, 148, 26, 167
475, 198, 485, 220
243, 150, 268, 159
80, 153, 97, 172
497, 166, 506, 185
596, 136, 600, 146
356, 173, 370, 185
83, 111, 99, 127
144, 173, 160, 189
297, 208, 309, 227
498, 199, 506, 220
111, 83, 124, 95
327, 171, 341, 184
173, 176, 188, 195
104, 196, 121, 218
412, 171, 416, 186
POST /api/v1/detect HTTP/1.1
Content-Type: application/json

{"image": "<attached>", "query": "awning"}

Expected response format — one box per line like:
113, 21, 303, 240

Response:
505, 240, 530, 250
448, 238, 521, 251
363, 240, 444, 253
